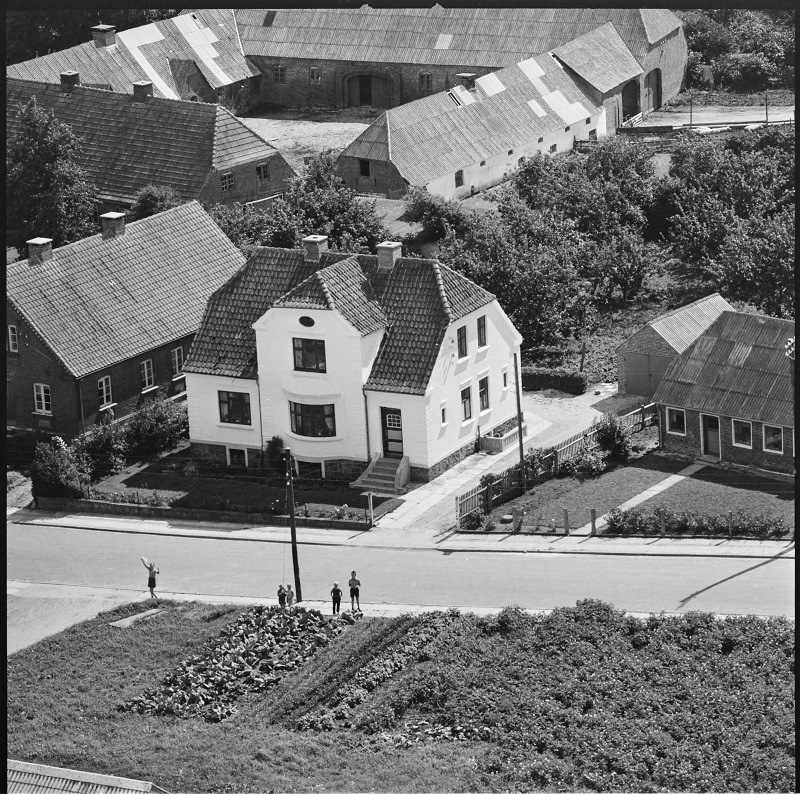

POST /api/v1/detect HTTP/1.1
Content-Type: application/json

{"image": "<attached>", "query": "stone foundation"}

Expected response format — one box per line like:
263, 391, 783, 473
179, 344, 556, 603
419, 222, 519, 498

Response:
324, 458, 369, 480
410, 438, 479, 483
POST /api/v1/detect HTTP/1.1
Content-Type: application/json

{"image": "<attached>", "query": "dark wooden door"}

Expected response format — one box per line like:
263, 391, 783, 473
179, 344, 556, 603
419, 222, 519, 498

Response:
359, 74, 372, 105
381, 408, 403, 458
702, 415, 720, 456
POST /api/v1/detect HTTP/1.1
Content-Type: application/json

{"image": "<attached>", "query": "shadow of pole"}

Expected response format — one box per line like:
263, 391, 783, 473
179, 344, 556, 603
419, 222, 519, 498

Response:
677, 543, 795, 610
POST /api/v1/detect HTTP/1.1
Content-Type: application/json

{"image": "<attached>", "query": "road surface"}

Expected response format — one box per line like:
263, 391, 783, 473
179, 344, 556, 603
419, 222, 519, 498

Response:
8, 522, 793, 618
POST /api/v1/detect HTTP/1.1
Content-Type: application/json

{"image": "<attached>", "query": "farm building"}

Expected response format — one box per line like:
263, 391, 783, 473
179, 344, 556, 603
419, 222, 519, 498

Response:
617, 294, 734, 401
6, 76, 295, 216
184, 235, 523, 488
334, 24, 644, 199
7, 8, 687, 118
653, 312, 795, 476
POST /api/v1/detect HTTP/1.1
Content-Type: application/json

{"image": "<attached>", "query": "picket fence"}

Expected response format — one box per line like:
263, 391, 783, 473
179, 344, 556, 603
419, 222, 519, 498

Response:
455, 403, 657, 529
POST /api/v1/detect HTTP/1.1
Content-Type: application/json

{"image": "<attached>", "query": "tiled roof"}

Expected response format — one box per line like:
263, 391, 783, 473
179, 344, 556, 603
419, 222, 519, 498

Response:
6, 79, 282, 205
186, 246, 495, 394
184, 247, 318, 378
233, 8, 680, 69
6, 202, 246, 378
8, 760, 169, 794
652, 312, 795, 428
648, 293, 734, 354
6, 10, 257, 98
552, 23, 643, 94
340, 48, 601, 187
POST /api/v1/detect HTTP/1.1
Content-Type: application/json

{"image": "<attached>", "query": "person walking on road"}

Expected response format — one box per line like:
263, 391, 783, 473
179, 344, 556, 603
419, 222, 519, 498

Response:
277, 584, 286, 609
349, 570, 361, 612
141, 557, 159, 599
286, 584, 295, 606
331, 581, 342, 615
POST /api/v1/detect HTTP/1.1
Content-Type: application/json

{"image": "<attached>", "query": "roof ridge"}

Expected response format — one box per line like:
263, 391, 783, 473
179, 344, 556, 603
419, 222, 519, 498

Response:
431, 260, 454, 322
316, 270, 336, 310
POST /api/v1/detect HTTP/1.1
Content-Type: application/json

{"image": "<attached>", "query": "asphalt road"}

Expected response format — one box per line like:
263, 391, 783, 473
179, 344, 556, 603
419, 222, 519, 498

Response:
7, 523, 794, 617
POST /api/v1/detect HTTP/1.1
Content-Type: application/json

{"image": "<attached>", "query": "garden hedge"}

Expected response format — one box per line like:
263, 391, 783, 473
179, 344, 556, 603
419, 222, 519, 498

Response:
521, 366, 587, 394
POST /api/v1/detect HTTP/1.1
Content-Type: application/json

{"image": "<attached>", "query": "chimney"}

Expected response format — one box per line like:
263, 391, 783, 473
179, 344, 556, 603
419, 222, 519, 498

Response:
302, 234, 328, 263
132, 81, 153, 103
456, 73, 476, 91
60, 71, 80, 93
100, 211, 126, 240
26, 238, 53, 267
91, 24, 116, 48
376, 241, 402, 271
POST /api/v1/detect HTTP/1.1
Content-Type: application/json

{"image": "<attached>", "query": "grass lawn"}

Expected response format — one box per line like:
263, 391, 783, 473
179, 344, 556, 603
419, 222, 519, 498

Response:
7, 600, 794, 793
647, 466, 794, 529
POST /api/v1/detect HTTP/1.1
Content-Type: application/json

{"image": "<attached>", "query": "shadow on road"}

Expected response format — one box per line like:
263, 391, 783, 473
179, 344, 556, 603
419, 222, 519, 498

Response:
677, 543, 795, 610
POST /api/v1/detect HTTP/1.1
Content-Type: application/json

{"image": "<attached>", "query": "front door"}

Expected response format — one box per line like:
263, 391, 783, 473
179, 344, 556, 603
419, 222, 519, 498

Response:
702, 414, 720, 457
381, 408, 403, 458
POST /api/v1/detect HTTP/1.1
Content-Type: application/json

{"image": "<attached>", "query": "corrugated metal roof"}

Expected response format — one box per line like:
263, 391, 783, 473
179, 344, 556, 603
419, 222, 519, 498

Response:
341, 47, 601, 187
552, 22, 643, 94
649, 293, 734, 353
8, 760, 169, 794
233, 7, 680, 69
652, 312, 795, 427
6, 10, 257, 97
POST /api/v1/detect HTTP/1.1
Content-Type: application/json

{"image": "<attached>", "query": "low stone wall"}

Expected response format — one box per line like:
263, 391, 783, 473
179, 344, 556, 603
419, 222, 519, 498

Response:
35, 496, 369, 530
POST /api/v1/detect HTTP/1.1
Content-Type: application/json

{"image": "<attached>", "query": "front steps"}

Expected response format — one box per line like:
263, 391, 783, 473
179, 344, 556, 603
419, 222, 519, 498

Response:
351, 456, 409, 495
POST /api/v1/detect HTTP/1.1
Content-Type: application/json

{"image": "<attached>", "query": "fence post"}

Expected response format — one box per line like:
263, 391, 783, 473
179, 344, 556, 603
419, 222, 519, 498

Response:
659, 508, 666, 537
727, 510, 732, 540
368, 492, 374, 527
485, 482, 493, 515
563, 508, 569, 536
590, 508, 596, 536
455, 495, 460, 529
553, 448, 559, 476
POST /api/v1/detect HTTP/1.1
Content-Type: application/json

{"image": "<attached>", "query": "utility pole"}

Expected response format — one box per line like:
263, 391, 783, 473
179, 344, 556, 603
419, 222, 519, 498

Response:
285, 448, 302, 602
688, 90, 693, 130
513, 352, 526, 492
765, 89, 769, 125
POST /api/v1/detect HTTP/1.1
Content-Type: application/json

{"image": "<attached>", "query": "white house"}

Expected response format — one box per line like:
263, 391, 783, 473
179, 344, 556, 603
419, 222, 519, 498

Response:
184, 236, 523, 489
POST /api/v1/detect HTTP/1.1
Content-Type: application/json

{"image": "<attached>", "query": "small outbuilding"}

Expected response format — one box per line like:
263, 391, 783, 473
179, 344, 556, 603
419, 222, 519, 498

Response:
616, 293, 733, 401
8, 759, 170, 793
652, 311, 794, 475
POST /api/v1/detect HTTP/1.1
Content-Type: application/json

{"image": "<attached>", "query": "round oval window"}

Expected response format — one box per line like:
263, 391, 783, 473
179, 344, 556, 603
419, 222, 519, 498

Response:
299, 316, 315, 327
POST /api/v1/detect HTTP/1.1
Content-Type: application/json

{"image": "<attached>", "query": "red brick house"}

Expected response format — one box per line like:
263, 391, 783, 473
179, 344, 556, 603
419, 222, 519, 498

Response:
652, 312, 795, 475
6, 202, 246, 439
6, 76, 296, 217
617, 293, 733, 401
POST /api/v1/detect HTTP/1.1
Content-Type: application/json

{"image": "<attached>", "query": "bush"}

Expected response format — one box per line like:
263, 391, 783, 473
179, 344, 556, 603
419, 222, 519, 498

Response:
462, 512, 485, 531
593, 413, 632, 462
557, 447, 608, 478
520, 367, 587, 394
30, 437, 89, 499
125, 396, 189, 458
72, 415, 128, 481
260, 435, 285, 474
605, 507, 790, 538
403, 188, 472, 241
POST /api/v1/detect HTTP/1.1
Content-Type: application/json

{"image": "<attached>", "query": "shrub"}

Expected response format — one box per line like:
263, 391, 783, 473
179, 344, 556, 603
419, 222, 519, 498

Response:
520, 366, 587, 394
73, 415, 128, 481
260, 435, 285, 474
558, 447, 608, 478
403, 188, 472, 241
462, 511, 484, 531
593, 412, 632, 462
125, 396, 188, 458
605, 507, 790, 538
30, 437, 89, 499
525, 446, 557, 474
7, 470, 27, 492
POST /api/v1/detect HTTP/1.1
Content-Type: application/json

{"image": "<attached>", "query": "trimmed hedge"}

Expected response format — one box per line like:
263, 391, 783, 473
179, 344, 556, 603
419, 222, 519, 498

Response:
605, 506, 790, 539
521, 366, 587, 394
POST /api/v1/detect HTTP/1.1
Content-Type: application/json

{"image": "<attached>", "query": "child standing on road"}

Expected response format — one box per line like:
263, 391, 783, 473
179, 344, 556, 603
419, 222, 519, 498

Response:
349, 570, 361, 612
141, 557, 159, 599
277, 584, 287, 608
286, 584, 295, 606
331, 582, 342, 615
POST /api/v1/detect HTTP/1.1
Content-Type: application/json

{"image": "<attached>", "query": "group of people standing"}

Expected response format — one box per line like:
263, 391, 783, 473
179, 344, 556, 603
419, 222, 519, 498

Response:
276, 583, 295, 607
331, 571, 361, 615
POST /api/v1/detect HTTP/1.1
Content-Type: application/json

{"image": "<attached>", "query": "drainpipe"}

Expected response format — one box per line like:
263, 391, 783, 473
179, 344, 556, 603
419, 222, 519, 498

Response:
76, 377, 86, 436
363, 388, 371, 461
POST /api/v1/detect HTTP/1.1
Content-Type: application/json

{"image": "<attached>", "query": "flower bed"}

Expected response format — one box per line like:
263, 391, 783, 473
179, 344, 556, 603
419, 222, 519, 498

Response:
121, 605, 353, 722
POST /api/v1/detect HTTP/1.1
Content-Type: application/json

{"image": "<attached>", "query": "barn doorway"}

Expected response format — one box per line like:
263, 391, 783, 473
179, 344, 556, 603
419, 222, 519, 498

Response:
644, 69, 662, 112
346, 74, 391, 108
621, 79, 640, 122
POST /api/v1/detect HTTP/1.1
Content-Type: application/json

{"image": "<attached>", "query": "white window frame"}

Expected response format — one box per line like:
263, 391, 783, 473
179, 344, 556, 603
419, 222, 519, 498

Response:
33, 383, 51, 415
171, 346, 185, 379
456, 325, 468, 359
140, 358, 155, 391
98, 375, 113, 408
666, 407, 686, 436
478, 375, 490, 412
220, 172, 235, 192
8, 324, 19, 352
461, 385, 473, 423
763, 424, 784, 455
731, 418, 752, 449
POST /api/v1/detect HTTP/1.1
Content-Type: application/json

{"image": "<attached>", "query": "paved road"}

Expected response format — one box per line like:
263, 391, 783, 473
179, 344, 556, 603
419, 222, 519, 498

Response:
8, 522, 794, 618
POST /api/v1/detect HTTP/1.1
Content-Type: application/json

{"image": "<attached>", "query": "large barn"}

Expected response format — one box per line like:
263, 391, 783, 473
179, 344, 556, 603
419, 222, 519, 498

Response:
8, 8, 687, 118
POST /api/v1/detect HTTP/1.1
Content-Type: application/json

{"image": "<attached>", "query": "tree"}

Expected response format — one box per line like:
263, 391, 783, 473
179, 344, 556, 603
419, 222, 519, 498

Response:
30, 437, 89, 499
129, 185, 181, 220
6, 97, 97, 255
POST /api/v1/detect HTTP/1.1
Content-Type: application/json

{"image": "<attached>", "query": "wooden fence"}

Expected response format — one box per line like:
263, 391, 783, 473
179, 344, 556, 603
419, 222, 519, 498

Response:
455, 403, 657, 529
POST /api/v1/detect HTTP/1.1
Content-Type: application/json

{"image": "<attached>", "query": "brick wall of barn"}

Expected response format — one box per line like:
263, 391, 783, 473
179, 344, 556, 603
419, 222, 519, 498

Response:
336, 156, 408, 198
199, 153, 296, 206
249, 55, 499, 109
